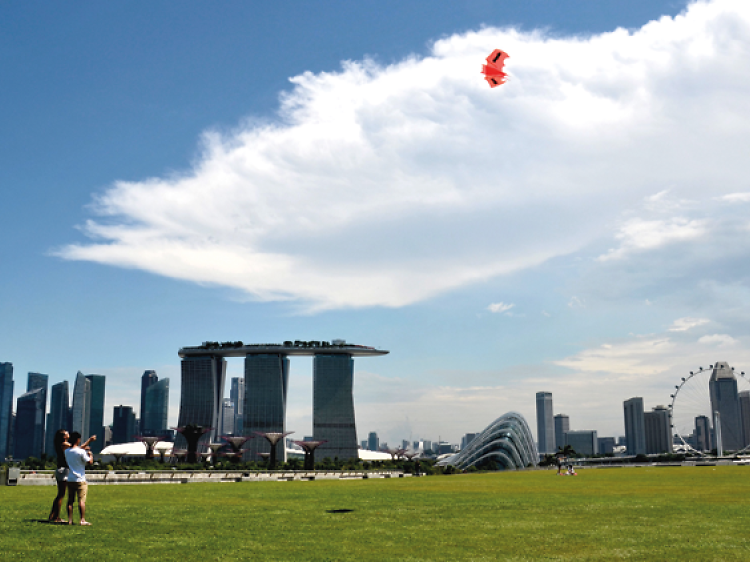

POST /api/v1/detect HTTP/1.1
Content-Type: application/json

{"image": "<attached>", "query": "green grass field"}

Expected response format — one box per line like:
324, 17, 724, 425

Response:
1, 466, 749, 561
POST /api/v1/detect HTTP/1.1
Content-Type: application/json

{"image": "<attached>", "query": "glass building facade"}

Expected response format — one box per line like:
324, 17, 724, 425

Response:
709, 362, 743, 451
14, 387, 46, 459
46, 381, 70, 456
26, 373, 48, 455
177, 355, 226, 449
0, 362, 14, 460
441, 412, 538, 470
113, 405, 136, 444
536, 391, 555, 454
243, 354, 289, 462
85, 374, 106, 453
623, 397, 646, 455
71, 371, 91, 440
313, 354, 358, 462
143, 378, 170, 437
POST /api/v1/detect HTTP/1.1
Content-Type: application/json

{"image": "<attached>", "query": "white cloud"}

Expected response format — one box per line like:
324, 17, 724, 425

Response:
568, 296, 585, 308
488, 302, 514, 314
56, 0, 750, 310
698, 333, 737, 346
669, 317, 710, 332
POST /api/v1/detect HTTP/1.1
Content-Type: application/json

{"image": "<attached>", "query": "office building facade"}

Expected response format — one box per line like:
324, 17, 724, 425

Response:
14, 386, 46, 459
564, 430, 598, 456
694, 415, 712, 452
313, 354, 358, 462
624, 397, 646, 455
367, 431, 379, 451
71, 372, 91, 440
26, 373, 48, 455
644, 405, 672, 454
709, 362, 743, 451
85, 374, 106, 453
230, 377, 245, 434
554, 414, 569, 452
140, 370, 158, 426
0, 362, 14, 460
112, 405, 136, 444
220, 399, 235, 436
243, 354, 289, 461
143, 378, 170, 437
739, 391, 750, 449
46, 381, 70, 456
536, 392, 555, 454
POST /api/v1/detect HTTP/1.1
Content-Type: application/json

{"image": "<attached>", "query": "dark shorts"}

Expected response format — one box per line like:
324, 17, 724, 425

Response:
67, 481, 88, 503
55, 467, 68, 484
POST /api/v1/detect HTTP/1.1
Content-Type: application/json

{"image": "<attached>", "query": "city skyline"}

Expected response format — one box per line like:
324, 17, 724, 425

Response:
4, 1, 750, 447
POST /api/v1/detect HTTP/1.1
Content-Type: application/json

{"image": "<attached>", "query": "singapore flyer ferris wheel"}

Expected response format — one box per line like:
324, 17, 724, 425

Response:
670, 362, 750, 455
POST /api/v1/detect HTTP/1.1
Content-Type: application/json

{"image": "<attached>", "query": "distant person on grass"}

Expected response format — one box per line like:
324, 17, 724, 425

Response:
48, 429, 71, 522
64, 432, 95, 526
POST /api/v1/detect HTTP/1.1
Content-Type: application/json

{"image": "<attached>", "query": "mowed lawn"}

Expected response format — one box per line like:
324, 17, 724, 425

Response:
1, 466, 749, 561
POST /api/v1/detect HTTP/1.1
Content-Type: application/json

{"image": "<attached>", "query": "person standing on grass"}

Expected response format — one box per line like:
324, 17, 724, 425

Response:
64, 432, 95, 526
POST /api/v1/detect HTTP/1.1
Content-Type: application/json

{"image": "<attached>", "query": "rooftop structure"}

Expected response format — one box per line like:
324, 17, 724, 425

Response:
179, 340, 388, 358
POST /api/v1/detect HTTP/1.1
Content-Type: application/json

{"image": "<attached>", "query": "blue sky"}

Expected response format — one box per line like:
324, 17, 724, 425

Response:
3, 1, 750, 447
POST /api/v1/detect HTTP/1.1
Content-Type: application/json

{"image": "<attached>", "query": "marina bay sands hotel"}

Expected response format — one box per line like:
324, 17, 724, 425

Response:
177, 340, 388, 461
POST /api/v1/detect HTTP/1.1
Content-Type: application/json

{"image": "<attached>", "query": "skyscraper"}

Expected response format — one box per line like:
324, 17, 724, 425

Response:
26, 373, 48, 455
85, 374, 106, 453
644, 405, 672, 455
177, 355, 226, 448
220, 399, 235, 436
536, 392, 555, 454
709, 362, 743, 451
46, 381, 70, 456
554, 414, 570, 452
623, 397, 646, 456
563, 430, 597, 456
367, 431, 379, 451
230, 377, 245, 434
739, 391, 750, 449
243, 354, 289, 462
140, 370, 158, 426
313, 354, 358, 462
71, 372, 91, 440
0, 362, 14, 460
112, 405, 136, 444
143, 378, 170, 437
694, 415, 712, 452
14, 386, 47, 460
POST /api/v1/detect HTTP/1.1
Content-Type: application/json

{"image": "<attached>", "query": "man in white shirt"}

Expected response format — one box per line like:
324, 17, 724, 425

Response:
64, 432, 95, 526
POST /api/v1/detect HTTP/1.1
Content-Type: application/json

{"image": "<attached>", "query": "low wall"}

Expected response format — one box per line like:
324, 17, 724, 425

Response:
12, 469, 408, 486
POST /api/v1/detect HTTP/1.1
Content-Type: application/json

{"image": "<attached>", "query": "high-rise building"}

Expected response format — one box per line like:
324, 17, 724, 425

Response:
230, 377, 245, 435
0, 362, 14, 460
140, 370, 158, 426
461, 433, 477, 450
112, 405, 136, 444
26, 373, 48, 455
143, 378, 170, 437
71, 372, 91, 440
243, 354, 289, 462
597, 437, 616, 455
367, 431, 379, 451
739, 391, 750, 449
694, 415, 712, 452
177, 356, 227, 449
14, 386, 46, 459
623, 397, 646, 455
85, 375, 106, 453
554, 414, 569, 452
313, 354, 358, 461
220, 399, 235, 436
709, 362, 743, 451
564, 430, 597, 456
644, 405, 672, 454
46, 381, 70, 456
536, 392, 555, 454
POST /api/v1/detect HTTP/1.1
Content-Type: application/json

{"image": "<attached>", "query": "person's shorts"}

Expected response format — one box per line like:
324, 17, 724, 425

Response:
67, 481, 88, 503
55, 467, 68, 484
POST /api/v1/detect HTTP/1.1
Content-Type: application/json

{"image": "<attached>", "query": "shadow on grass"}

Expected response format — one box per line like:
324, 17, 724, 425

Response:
325, 509, 354, 513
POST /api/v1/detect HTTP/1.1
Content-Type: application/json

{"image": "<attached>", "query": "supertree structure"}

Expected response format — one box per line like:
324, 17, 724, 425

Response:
173, 425, 212, 464
137, 436, 161, 460
222, 436, 253, 463
381, 447, 406, 461
207, 443, 224, 465
293, 440, 327, 470
254, 431, 293, 469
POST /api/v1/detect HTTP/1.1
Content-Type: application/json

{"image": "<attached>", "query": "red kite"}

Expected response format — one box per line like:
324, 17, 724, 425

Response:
482, 49, 509, 88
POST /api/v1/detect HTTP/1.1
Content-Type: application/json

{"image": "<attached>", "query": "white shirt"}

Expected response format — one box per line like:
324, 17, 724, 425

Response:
64, 446, 91, 483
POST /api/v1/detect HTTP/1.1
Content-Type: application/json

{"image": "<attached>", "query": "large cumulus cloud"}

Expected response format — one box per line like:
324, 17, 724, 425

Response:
57, 0, 750, 310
